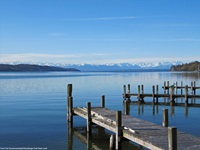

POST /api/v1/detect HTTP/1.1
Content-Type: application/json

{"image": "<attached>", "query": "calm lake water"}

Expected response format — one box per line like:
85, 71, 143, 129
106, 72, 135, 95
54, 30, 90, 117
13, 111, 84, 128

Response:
0, 72, 200, 150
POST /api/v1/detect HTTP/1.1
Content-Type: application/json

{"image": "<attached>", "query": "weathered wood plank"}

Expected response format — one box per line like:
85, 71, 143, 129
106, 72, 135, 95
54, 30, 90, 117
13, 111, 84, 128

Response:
73, 107, 200, 150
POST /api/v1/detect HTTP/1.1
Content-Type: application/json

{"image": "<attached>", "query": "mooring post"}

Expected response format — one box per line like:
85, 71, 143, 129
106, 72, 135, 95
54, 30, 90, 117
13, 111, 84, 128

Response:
128, 84, 130, 93
156, 85, 159, 104
167, 81, 170, 94
124, 100, 130, 115
181, 81, 183, 95
141, 85, 144, 102
127, 84, 131, 101
162, 109, 168, 127
164, 81, 166, 93
185, 85, 188, 103
87, 102, 91, 135
101, 95, 105, 108
194, 81, 196, 95
123, 85, 126, 100
138, 85, 141, 102
68, 97, 73, 123
168, 127, 177, 150
67, 84, 73, 123
141, 85, 144, 94
67, 84, 72, 98
109, 134, 115, 150
152, 85, 155, 102
191, 81, 194, 95
116, 111, 122, 150
175, 82, 178, 94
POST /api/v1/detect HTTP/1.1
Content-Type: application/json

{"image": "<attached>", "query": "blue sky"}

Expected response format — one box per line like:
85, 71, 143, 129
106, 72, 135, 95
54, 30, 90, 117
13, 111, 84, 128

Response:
0, 0, 200, 64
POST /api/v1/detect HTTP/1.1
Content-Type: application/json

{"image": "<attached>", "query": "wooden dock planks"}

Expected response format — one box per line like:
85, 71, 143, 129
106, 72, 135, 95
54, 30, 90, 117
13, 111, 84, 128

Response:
73, 107, 200, 150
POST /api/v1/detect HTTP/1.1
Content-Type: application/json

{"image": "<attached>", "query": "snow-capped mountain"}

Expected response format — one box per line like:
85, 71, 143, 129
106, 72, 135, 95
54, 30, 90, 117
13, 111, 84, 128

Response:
57, 61, 183, 71
3, 61, 183, 71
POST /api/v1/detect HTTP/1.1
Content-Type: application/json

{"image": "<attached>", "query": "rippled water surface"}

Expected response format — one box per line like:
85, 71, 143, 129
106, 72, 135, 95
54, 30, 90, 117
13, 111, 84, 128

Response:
0, 72, 199, 150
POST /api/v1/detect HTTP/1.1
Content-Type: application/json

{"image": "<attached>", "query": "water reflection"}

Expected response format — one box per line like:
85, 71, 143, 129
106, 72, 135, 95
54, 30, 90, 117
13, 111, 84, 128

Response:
171, 72, 200, 80
127, 99, 200, 118
67, 125, 144, 150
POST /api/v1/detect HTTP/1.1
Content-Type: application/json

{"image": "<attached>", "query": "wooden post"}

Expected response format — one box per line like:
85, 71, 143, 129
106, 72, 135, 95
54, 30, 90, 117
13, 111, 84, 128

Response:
116, 111, 122, 150
175, 82, 178, 94
138, 85, 141, 102
162, 109, 168, 127
181, 81, 183, 95
128, 84, 130, 93
124, 100, 129, 115
101, 95, 105, 108
185, 85, 188, 103
194, 81, 196, 95
168, 127, 177, 150
109, 134, 115, 150
68, 97, 73, 122
87, 102, 91, 134
127, 84, 131, 101
164, 81, 166, 93
191, 81, 194, 95
167, 81, 170, 94
67, 84, 72, 98
152, 85, 155, 102
141, 85, 144, 94
123, 85, 126, 100
141, 85, 144, 102
156, 85, 159, 104
67, 84, 73, 123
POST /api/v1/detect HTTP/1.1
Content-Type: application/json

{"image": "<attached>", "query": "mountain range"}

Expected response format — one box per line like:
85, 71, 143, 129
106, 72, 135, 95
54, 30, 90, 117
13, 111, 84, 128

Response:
1, 61, 184, 72
48, 61, 183, 71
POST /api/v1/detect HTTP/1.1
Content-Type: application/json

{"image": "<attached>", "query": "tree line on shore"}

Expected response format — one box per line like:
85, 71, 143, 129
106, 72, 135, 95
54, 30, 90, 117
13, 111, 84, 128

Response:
0, 64, 80, 72
170, 61, 200, 71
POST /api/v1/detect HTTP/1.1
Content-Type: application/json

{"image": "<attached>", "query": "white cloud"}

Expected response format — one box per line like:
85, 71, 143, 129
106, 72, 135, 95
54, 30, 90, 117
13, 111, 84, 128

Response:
0, 53, 105, 64
0, 53, 198, 65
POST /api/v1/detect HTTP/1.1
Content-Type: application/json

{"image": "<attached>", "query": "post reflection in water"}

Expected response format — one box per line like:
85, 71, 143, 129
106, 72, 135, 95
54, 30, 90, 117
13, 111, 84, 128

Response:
152, 103, 159, 116
67, 124, 144, 150
137, 104, 144, 116
129, 97, 200, 119
67, 122, 73, 150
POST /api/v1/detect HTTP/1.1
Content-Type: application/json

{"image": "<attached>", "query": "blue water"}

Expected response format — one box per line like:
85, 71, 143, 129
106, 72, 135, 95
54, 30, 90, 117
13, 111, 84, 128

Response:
0, 72, 200, 150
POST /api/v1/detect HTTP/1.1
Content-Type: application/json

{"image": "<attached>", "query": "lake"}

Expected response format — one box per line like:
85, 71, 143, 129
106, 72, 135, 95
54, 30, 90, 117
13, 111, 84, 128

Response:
0, 71, 200, 150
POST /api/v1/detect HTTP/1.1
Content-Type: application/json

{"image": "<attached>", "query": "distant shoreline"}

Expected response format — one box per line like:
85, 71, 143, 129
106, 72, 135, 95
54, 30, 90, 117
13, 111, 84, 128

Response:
0, 64, 80, 72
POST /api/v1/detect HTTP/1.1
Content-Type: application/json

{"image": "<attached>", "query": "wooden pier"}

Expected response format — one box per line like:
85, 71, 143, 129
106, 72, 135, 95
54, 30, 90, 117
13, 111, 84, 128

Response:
123, 81, 200, 104
67, 84, 200, 150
